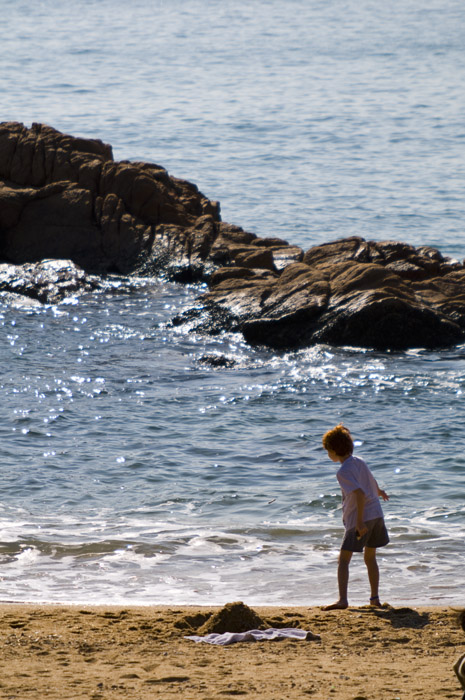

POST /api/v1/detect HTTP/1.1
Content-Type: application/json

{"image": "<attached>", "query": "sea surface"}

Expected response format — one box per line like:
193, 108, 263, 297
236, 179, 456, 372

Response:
0, 0, 464, 607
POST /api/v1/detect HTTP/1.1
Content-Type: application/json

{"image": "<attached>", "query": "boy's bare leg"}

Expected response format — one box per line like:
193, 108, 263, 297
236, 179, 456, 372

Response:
322, 549, 352, 610
364, 546, 382, 606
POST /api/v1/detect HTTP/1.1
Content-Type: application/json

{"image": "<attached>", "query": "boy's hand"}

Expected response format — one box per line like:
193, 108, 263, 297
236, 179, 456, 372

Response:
356, 522, 368, 539
378, 489, 389, 501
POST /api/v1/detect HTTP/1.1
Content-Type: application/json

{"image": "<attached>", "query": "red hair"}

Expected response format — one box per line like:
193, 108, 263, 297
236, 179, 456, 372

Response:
322, 424, 354, 457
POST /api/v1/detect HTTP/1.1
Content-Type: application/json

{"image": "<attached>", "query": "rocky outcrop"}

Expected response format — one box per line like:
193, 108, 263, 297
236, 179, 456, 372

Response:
0, 259, 102, 305
1, 122, 465, 351
0, 258, 143, 305
186, 236, 465, 350
0, 122, 298, 280
0, 121, 219, 277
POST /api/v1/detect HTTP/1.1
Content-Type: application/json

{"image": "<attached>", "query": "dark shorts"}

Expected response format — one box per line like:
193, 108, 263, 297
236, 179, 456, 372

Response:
341, 517, 389, 553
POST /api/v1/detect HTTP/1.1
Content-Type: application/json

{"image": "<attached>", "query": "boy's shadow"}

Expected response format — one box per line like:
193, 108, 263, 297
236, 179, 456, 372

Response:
360, 606, 430, 629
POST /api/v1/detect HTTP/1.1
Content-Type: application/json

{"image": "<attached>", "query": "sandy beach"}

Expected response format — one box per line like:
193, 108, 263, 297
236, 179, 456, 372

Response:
0, 602, 462, 699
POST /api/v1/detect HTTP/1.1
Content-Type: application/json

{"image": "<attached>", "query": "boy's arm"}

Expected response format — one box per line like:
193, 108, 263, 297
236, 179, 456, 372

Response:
354, 488, 368, 537
374, 478, 389, 501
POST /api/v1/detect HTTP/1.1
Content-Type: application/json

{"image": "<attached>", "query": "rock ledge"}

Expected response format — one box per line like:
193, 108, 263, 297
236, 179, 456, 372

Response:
1, 122, 464, 351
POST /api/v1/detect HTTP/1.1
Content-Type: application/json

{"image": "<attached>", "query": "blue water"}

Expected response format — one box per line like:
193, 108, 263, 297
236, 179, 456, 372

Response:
0, 0, 464, 607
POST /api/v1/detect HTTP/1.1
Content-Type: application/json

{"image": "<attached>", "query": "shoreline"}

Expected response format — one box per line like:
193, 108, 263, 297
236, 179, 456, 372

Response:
0, 600, 462, 610
0, 603, 462, 699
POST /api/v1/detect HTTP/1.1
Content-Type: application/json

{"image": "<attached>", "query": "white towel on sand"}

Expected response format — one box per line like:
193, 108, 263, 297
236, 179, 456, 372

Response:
185, 628, 320, 646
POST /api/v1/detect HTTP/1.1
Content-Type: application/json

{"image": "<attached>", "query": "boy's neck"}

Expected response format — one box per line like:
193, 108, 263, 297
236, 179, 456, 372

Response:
337, 453, 352, 463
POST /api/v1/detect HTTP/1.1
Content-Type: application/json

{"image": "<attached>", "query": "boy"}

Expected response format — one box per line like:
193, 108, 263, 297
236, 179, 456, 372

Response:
322, 424, 389, 610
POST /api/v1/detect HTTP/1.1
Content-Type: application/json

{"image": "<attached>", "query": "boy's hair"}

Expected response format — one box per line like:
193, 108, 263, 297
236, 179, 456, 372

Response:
322, 424, 354, 456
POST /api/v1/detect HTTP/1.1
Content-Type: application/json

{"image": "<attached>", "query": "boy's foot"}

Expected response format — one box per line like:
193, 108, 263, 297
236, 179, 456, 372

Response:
369, 596, 383, 608
322, 600, 348, 611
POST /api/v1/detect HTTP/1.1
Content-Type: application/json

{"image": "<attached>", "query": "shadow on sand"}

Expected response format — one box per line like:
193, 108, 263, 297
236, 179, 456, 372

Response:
357, 606, 430, 629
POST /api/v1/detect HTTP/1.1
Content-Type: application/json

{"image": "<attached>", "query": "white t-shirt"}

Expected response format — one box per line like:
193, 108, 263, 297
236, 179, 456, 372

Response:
336, 455, 383, 531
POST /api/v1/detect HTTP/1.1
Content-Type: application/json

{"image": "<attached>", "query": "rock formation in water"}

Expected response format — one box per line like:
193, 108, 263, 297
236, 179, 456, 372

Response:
0, 259, 101, 305
0, 258, 141, 305
1, 121, 465, 350
0, 121, 223, 279
195, 236, 465, 350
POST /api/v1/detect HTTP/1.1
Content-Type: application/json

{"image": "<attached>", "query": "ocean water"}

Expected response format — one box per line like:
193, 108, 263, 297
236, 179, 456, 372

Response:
0, 0, 464, 607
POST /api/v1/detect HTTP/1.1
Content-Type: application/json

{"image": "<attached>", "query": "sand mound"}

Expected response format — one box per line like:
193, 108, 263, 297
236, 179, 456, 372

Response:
197, 602, 265, 634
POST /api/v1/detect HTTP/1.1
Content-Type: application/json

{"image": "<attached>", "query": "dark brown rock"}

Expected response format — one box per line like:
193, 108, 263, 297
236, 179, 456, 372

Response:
2, 122, 465, 350
0, 259, 102, 304
303, 236, 369, 267
270, 245, 304, 271
0, 122, 222, 276
1, 182, 103, 268
234, 247, 275, 270
209, 266, 275, 287
199, 238, 465, 350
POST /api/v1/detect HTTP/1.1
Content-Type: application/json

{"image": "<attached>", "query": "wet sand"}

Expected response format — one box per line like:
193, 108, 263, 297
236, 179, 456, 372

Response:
0, 603, 463, 699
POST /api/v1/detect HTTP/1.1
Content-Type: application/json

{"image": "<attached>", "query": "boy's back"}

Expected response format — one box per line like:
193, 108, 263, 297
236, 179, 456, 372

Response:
336, 455, 384, 530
